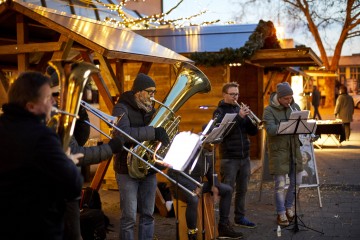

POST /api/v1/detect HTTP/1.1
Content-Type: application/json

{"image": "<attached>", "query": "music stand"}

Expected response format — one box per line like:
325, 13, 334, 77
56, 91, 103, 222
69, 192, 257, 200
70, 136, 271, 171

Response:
198, 114, 236, 240
277, 116, 323, 235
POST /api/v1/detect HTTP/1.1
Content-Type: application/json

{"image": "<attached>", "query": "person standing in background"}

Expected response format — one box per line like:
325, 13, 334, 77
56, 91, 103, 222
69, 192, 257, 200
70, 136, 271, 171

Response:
334, 85, 354, 141
312, 85, 322, 120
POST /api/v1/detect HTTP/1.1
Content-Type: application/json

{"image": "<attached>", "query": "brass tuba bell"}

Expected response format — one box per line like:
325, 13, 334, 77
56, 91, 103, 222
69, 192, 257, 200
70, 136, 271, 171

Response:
47, 60, 99, 151
127, 62, 212, 179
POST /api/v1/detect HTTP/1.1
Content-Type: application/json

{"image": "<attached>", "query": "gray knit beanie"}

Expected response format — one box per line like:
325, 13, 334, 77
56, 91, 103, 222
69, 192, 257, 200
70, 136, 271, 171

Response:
132, 73, 156, 93
277, 82, 293, 98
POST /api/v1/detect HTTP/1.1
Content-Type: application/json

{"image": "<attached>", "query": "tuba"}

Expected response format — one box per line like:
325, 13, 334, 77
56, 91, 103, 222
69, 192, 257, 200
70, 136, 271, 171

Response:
47, 60, 99, 151
127, 62, 212, 179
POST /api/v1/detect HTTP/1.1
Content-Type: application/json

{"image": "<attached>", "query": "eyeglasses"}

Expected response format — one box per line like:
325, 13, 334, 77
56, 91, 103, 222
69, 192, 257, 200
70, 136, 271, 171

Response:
143, 89, 157, 95
227, 93, 239, 97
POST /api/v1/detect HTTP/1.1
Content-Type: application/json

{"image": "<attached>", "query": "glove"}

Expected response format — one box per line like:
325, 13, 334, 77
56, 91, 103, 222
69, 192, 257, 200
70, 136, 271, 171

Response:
108, 136, 123, 154
154, 127, 170, 147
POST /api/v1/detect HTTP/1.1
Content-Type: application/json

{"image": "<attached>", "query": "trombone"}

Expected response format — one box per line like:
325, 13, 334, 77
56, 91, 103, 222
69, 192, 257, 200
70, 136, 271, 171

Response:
80, 100, 202, 197
234, 101, 264, 129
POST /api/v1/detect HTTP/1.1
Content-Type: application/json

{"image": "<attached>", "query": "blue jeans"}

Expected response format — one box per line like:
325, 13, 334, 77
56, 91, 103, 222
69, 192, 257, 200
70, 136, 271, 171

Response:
274, 165, 302, 215
220, 158, 250, 221
116, 173, 157, 240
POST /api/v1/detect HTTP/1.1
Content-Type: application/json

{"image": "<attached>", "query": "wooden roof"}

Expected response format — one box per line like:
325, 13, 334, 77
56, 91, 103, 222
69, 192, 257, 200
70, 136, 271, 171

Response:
0, 0, 191, 71
250, 48, 323, 67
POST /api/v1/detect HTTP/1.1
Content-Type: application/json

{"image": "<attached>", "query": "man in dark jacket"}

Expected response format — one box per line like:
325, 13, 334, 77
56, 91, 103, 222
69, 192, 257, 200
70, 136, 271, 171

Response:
311, 85, 322, 120
112, 73, 170, 240
213, 82, 258, 232
0, 71, 83, 240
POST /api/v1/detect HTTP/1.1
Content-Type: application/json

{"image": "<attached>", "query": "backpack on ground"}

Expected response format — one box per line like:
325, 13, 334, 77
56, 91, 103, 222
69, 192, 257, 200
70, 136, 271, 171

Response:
80, 187, 112, 240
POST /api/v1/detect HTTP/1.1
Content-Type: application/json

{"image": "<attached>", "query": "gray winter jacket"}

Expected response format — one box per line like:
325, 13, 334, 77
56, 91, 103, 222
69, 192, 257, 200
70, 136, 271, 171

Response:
263, 92, 303, 175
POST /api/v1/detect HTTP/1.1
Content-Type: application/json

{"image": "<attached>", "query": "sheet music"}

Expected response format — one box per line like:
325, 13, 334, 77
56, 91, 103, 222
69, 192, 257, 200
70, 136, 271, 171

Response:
277, 119, 317, 135
204, 113, 237, 143
163, 131, 201, 171
289, 110, 310, 120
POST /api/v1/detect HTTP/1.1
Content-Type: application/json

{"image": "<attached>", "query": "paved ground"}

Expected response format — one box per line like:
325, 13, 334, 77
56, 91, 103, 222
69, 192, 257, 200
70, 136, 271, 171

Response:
99, 106, 360, 240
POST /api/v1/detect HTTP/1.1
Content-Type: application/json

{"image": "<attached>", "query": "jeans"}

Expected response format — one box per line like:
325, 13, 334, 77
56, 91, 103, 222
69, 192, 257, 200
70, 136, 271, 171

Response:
274, 165, 303, 215
220, 158, 250, 221
116, 173, 157, 240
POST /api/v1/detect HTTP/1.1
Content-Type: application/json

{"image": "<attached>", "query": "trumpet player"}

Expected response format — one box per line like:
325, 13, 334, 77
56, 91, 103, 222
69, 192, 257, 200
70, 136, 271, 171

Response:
213, 82, 258, 235
262, 82, 303, 226
112, 73, 170, 240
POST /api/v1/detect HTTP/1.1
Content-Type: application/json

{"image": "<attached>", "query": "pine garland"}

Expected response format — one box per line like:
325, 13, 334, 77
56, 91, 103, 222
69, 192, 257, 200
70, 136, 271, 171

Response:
190, 20, 281, 67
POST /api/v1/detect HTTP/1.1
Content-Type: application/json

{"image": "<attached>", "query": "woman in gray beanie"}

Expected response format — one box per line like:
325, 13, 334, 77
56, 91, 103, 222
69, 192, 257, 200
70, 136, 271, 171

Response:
262, 82, 304, 226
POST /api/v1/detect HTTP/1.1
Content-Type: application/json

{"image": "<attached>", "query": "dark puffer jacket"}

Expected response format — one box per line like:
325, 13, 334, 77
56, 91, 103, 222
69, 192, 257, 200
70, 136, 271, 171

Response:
0, 103, 83, 240
112, 91, 156, 174
213, 100, 258, 160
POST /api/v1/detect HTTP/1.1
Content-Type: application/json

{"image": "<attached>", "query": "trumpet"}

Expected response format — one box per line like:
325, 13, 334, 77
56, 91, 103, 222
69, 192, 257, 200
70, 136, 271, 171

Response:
234, 101, 264, 129
80, 100, 202, 197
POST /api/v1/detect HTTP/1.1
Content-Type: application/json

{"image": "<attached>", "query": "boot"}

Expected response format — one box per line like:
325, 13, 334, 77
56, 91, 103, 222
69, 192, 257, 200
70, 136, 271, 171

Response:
218, 223, 243, 239
188, 228, 198, 240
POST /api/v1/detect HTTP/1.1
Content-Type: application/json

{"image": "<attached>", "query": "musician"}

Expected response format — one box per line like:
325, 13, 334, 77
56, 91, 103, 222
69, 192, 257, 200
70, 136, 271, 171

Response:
49, 65, 123, 240
213, 82, 258, 229
0, 71, 83, 239
263, 82, 303, 226
112, 73, 170, 240
168, 131, 243, 239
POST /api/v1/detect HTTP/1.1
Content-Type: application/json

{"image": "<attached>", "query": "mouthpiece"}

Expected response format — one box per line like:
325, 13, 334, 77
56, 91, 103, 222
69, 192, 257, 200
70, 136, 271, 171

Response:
52, 107, 79, 118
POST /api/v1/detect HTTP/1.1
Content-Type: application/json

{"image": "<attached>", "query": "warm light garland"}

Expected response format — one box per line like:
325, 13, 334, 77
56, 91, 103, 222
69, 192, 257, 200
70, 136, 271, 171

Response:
78, 0, 220, 29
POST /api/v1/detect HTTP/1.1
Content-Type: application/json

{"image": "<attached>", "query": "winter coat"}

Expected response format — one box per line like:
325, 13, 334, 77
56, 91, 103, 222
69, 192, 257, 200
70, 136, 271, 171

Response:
213, 100, 258, 160
112, 91, 156, 174
263, 93, 303, 175
69, 136, 113, 166
0, 103, 83, 240
334, 93, 354, 123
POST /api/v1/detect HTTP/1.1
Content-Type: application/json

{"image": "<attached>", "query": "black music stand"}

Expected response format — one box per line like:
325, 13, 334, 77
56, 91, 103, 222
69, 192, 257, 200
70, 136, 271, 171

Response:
198, 114, 236, 240
277, 116, 323, 235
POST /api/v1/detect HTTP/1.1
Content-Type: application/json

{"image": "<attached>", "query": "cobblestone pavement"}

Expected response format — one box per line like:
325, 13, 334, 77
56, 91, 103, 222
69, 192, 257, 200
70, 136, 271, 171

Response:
100, 107, 360, 240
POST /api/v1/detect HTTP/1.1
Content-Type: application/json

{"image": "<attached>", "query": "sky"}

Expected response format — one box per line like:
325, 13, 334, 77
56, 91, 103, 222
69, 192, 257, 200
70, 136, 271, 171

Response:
163, 0, 360, 57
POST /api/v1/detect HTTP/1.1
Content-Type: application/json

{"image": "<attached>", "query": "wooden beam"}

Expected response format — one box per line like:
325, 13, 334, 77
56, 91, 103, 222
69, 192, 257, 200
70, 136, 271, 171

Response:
52, 34, 74, 60
95, 52, 122, 95
80, 51, 114, 111
115, 59, 125, 94
139, 62, 153, 74
0, 42, 65, 54
16, 13, 28, 72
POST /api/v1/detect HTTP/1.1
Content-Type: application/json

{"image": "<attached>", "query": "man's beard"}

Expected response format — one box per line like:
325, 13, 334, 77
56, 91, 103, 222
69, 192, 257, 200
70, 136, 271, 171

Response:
136, 94, 153, 112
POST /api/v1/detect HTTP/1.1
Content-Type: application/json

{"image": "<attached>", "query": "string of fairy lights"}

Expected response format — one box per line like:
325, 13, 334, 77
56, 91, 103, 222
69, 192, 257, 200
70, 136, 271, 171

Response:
79, 0, 221, 29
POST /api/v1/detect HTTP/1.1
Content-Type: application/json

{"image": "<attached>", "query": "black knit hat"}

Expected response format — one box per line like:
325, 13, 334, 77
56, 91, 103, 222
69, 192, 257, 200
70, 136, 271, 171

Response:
132, 73, 156, 93
277, 82, 293, 98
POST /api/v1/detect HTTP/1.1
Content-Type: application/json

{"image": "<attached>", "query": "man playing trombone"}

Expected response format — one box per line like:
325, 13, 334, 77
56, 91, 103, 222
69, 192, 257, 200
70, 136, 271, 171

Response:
168, 128, 239, 239
112, 73, 170, 240
213, 82, 258, 232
